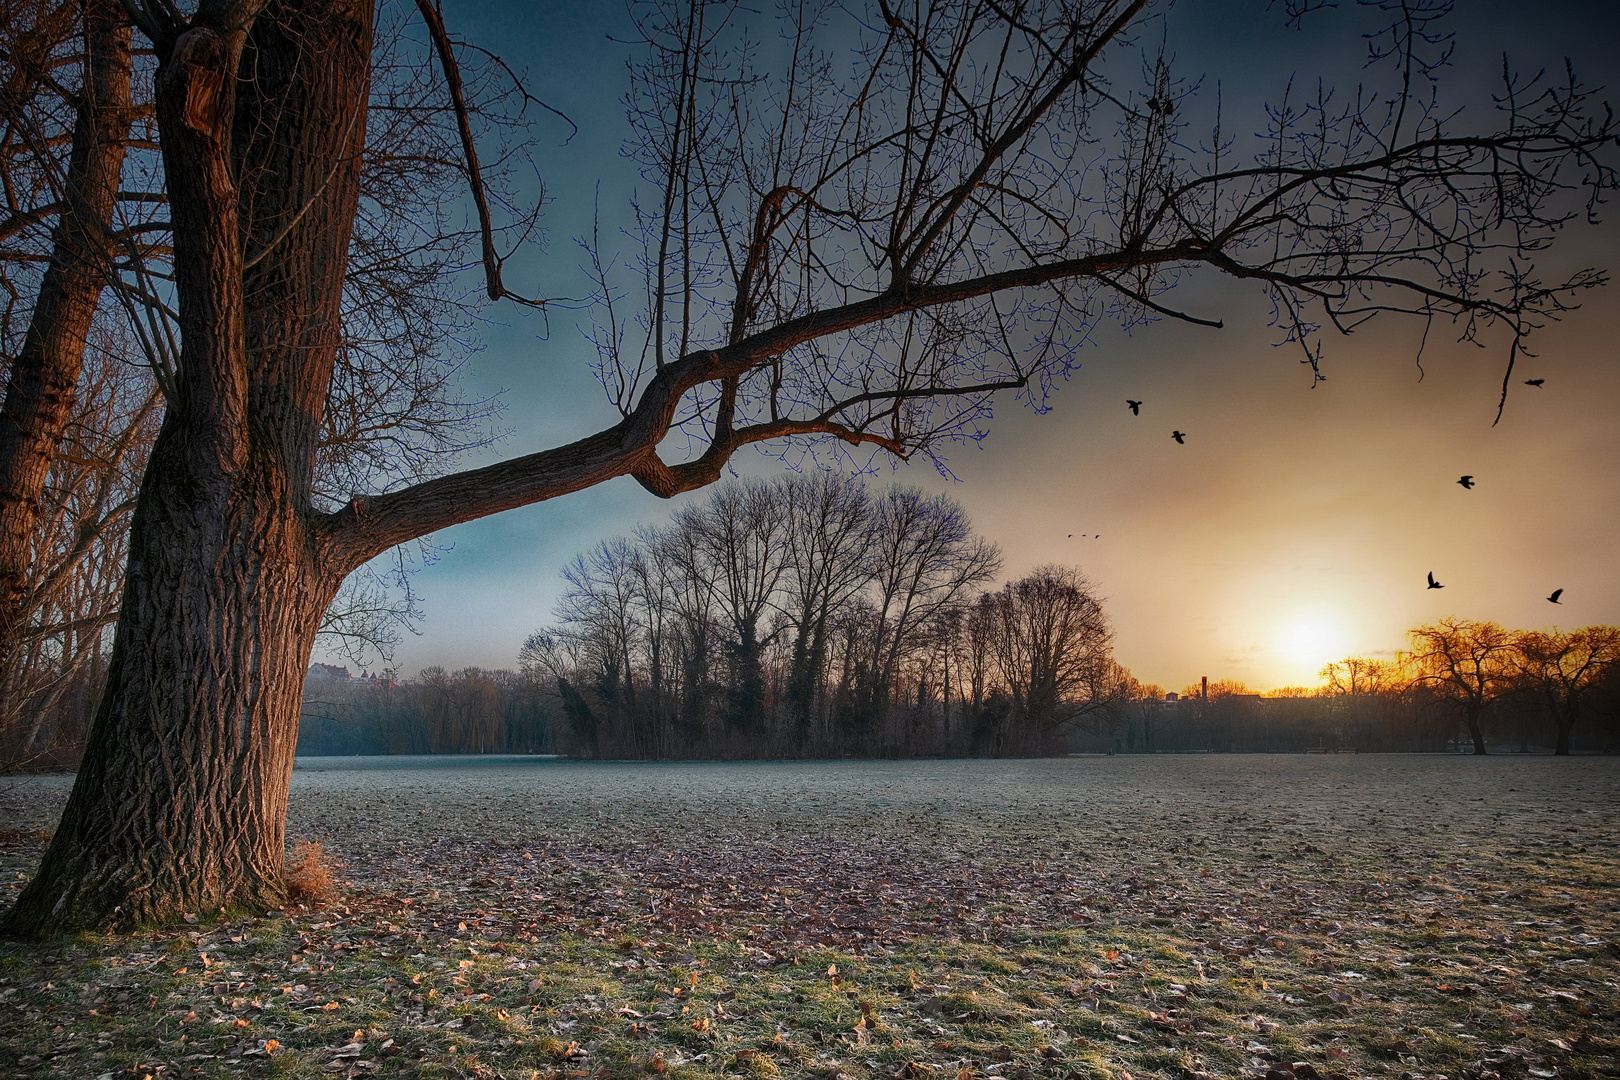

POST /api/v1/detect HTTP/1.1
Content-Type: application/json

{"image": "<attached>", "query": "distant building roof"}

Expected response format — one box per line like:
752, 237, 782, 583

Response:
308, 663, 352, 681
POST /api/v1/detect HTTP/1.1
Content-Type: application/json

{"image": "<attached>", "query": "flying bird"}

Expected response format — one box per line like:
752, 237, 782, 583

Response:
1548, 588, 1564, 604
1127, 400, 1142, 415
1171, 430, 1186, 444
1524, 379, 1545, 387
1457, 475, 1474, 489
1427, 571, 1444, 590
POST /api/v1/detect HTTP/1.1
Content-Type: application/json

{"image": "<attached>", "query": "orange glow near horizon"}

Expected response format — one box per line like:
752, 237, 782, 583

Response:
897, 286, 1620, 698
1270, 610, 1353, 688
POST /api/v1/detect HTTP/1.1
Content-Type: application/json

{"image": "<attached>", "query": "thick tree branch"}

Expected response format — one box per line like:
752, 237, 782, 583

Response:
318, 242, 1208, 565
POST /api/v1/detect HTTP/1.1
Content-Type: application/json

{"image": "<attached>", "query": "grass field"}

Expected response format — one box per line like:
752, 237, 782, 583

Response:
1, 755, 1616, 1080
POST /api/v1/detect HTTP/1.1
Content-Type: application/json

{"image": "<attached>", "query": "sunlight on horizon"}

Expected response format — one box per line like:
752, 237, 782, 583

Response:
1269, 609, 1353, 688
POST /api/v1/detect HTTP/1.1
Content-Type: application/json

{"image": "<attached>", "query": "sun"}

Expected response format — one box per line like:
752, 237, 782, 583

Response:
1275, 612, 1350, 674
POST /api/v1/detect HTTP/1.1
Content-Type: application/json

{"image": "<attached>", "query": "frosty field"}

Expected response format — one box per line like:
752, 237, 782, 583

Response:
1, 755, 1616, 1080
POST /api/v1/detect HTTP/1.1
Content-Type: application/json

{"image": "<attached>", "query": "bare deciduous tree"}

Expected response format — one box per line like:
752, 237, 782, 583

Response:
1513, 626, 1620, 756
0, 333, 158, 765
0, 0, 528, 753
676, 479, 791, 734
535, 475, 1005, 758
856, 488, 1000, 744
0, 0, 137, 671
979, 564, 1112, 754
1406, 618, 1520, 754
779, 472, 876, 745
1320, 656, 1398, 698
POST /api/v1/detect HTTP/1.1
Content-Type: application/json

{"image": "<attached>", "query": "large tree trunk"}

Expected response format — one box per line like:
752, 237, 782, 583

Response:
0, 1, 134, 667
1, 433, 336, 934
3, 0, 373, 938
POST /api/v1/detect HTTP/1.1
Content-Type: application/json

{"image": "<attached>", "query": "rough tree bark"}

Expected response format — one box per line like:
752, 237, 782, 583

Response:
0, 0, 134, 669
2, 0, 371, 936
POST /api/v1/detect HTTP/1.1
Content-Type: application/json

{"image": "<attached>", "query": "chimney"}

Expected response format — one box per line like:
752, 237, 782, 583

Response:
1201, 675, 1208, 701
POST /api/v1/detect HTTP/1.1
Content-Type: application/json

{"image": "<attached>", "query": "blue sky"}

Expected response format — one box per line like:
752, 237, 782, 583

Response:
313, 0, 1620, 691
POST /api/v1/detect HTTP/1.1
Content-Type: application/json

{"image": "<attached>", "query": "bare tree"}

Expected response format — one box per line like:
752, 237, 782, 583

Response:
647, 515, 722, 749
676, 479, 791, 735
7, 0, 1617, 936
1319, 654, 1404, 749
961, 591, 997, 725
556, 538, 646, 736
531, 475, 1008, 757
1, 0, 522, 755
1406, 618, 1520, 754
0, 0, 137, 671
980, 565, 1112, 754
862, 487, 1000, 749
1321, 656, 1397, 697
920, 605, 967, 752
0, 333, 158, 765
1071, 658, 1142, 753
1513, 626, 1620, 756
626, 526, 677, 758
778, 471, 875, 749
1114, 672, 1165, 753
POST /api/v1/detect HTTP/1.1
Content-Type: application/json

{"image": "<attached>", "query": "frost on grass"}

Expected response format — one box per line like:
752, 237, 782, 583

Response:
0, 755, 1616, 1080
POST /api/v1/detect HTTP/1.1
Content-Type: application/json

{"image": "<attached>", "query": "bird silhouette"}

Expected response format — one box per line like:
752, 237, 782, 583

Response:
1457, 475, 1475, 489
1524, 379, 1545, 387
1127, 400, 1142, 415
1171, 430, 1186, 444
1548, 588, 1564, 604
1427, 571, 1444, 590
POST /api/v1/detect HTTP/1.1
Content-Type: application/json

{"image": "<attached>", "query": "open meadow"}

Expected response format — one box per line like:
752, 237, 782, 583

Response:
1, 755, 1616, 1080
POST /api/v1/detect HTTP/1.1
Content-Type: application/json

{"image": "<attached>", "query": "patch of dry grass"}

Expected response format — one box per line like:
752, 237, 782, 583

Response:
284, 838, 341, 906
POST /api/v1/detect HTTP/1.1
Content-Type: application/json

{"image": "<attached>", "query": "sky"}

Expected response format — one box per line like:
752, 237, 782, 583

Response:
312, 0, 1620, 693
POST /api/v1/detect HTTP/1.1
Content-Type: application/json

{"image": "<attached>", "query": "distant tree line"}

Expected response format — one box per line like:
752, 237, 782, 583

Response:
294, 665, 554, 756
520, 474, 1128, 759
279, 610, 1620, 760
22, 453, 1619, 763
287, 610, 1620, 759
1070, 620, 1620, 756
